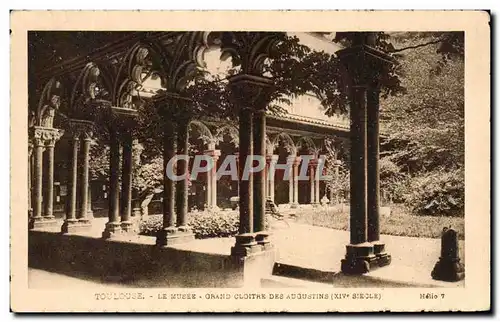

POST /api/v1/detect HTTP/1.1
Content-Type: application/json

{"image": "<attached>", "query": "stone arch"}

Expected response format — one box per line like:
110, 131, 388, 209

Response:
272, 132, 296, 155
296, 136, 318, 155
189, 120, 214, 146
214, 123, 239, 146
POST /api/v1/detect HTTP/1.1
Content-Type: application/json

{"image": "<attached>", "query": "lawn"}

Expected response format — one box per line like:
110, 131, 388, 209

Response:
293, 204, 464, 240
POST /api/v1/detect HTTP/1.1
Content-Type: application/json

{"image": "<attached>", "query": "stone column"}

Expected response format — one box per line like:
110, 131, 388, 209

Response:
228, 74, 273, 256
78, 131, 92, 226
287, 155, 295, 206
367, 88, 390, 266
62, 134, 80, 233
102, 130, 122, 238
157, 120, 177, 245
176, 120, 190, 232
253, 109, 266, 232
266, 155, 278, 202
43, 141, 56, 220
309, 162, 316, 205
120, 133, 134, 233
293, 157, 299, 208
238, 105, 253, 235
32, 138, 44, 223
315, 160, 321, 205
204, 147, 221, 210
28, 141, 33, 218
337, 32, 394, 274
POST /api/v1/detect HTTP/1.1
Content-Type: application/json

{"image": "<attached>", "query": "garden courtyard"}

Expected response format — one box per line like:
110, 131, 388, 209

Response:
30, 205, 464, 288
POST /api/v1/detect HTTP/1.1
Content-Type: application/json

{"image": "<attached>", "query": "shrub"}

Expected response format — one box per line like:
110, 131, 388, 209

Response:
140, 210, 239, 239
404, 169, 464, 217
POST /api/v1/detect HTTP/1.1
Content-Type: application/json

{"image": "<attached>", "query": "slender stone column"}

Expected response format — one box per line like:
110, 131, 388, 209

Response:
120, 133, 134, 232
315, 160, 321, 204
337, 32, 395, 274
43, 141, 56, 220
31, 138, 44, 225
211, 152, 219, 209
62, 135, 80, 233
287, 155, 295, 206
340, 85, 376, 274
205, 155, 212, 210
238, 106, 253, 234
28, 141, 33, 218
78, 132, 92, 225
367, 88, 391, 266
293, 157, 299, 207
266, 155, 278, 202
102, 130, 122, 238
176, 120, 190, 231
309, 163, 316, 205
157, 121, 178, 245
253, 109, 266, 232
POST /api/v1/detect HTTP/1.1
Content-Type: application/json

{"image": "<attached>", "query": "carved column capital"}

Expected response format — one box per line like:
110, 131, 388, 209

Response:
30, 126, 64, 147
227, 74, 274, 112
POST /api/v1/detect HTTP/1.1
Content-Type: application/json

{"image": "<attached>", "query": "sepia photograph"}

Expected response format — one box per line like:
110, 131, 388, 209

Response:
10, 10, 490, 312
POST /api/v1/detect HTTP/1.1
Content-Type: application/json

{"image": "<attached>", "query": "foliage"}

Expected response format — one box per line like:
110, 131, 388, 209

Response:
140, 211, 239, 239
403, 169, 464, 217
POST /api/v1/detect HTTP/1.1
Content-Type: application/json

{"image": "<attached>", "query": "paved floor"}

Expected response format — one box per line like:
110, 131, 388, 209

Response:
29, 217, 465, 288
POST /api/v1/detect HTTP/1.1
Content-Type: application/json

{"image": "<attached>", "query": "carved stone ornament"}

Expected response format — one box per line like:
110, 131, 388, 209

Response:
227, 74, 274, 111
67, 119, 95, 140
30, 126, 65, 147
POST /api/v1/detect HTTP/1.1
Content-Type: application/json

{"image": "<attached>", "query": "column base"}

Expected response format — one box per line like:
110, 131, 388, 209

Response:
231, 233, 262, 257
156, 227, 195, 246
372, 241, 391, 267
86, 210, 94, 219
431, 258, 465, 282
29, 216, 58, 229
340, 242, 378, 275
289, 203, 298, 209
61, 219, 91, 233
120, 221, 135, 233
102, 222, 122, 239
255, 231, 273, 251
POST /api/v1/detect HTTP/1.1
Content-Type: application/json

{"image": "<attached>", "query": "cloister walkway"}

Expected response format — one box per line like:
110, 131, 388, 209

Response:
29, 217, 464, 288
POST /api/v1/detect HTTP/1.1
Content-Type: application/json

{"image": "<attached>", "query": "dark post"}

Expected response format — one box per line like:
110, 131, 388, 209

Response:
431, 228, 465, 281
253, 109, 266, 232
120, 133, 133, 232
61, 135, 79, 233
102, 129, 122, 238
176, 119, 190, 230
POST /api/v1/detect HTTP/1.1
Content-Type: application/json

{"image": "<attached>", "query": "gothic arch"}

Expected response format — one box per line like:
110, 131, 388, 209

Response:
271, 132, 296, 155
214, 123, 239, 146
189, 120, 214, 145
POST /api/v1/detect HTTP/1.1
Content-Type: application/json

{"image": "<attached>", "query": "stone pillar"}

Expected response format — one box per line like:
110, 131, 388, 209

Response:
61, 135, 80, 233
309, 162, 316, 205
102, 130, 122, 238
367, 88, 390, 266
287, 155, 295, 207
157, 120, 178, 245
120, 133, 134, 233
293, 157, 299, 208
337, 33, 394, 274
87, 185, 94, 219
31, 137, 44, 224
78, 131, 92, 226
28, 141, 33, 218
266, 155, 278, 202
228, 74, 273, 257
238, 106, 253, 235
253, 109, 266, 232
43, 142, 55, 220
29, 127, 64, 229
431, 228, 465, 281
315, 159, 321, 205
204, 147, 221, 210
176, 120, 190, 232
